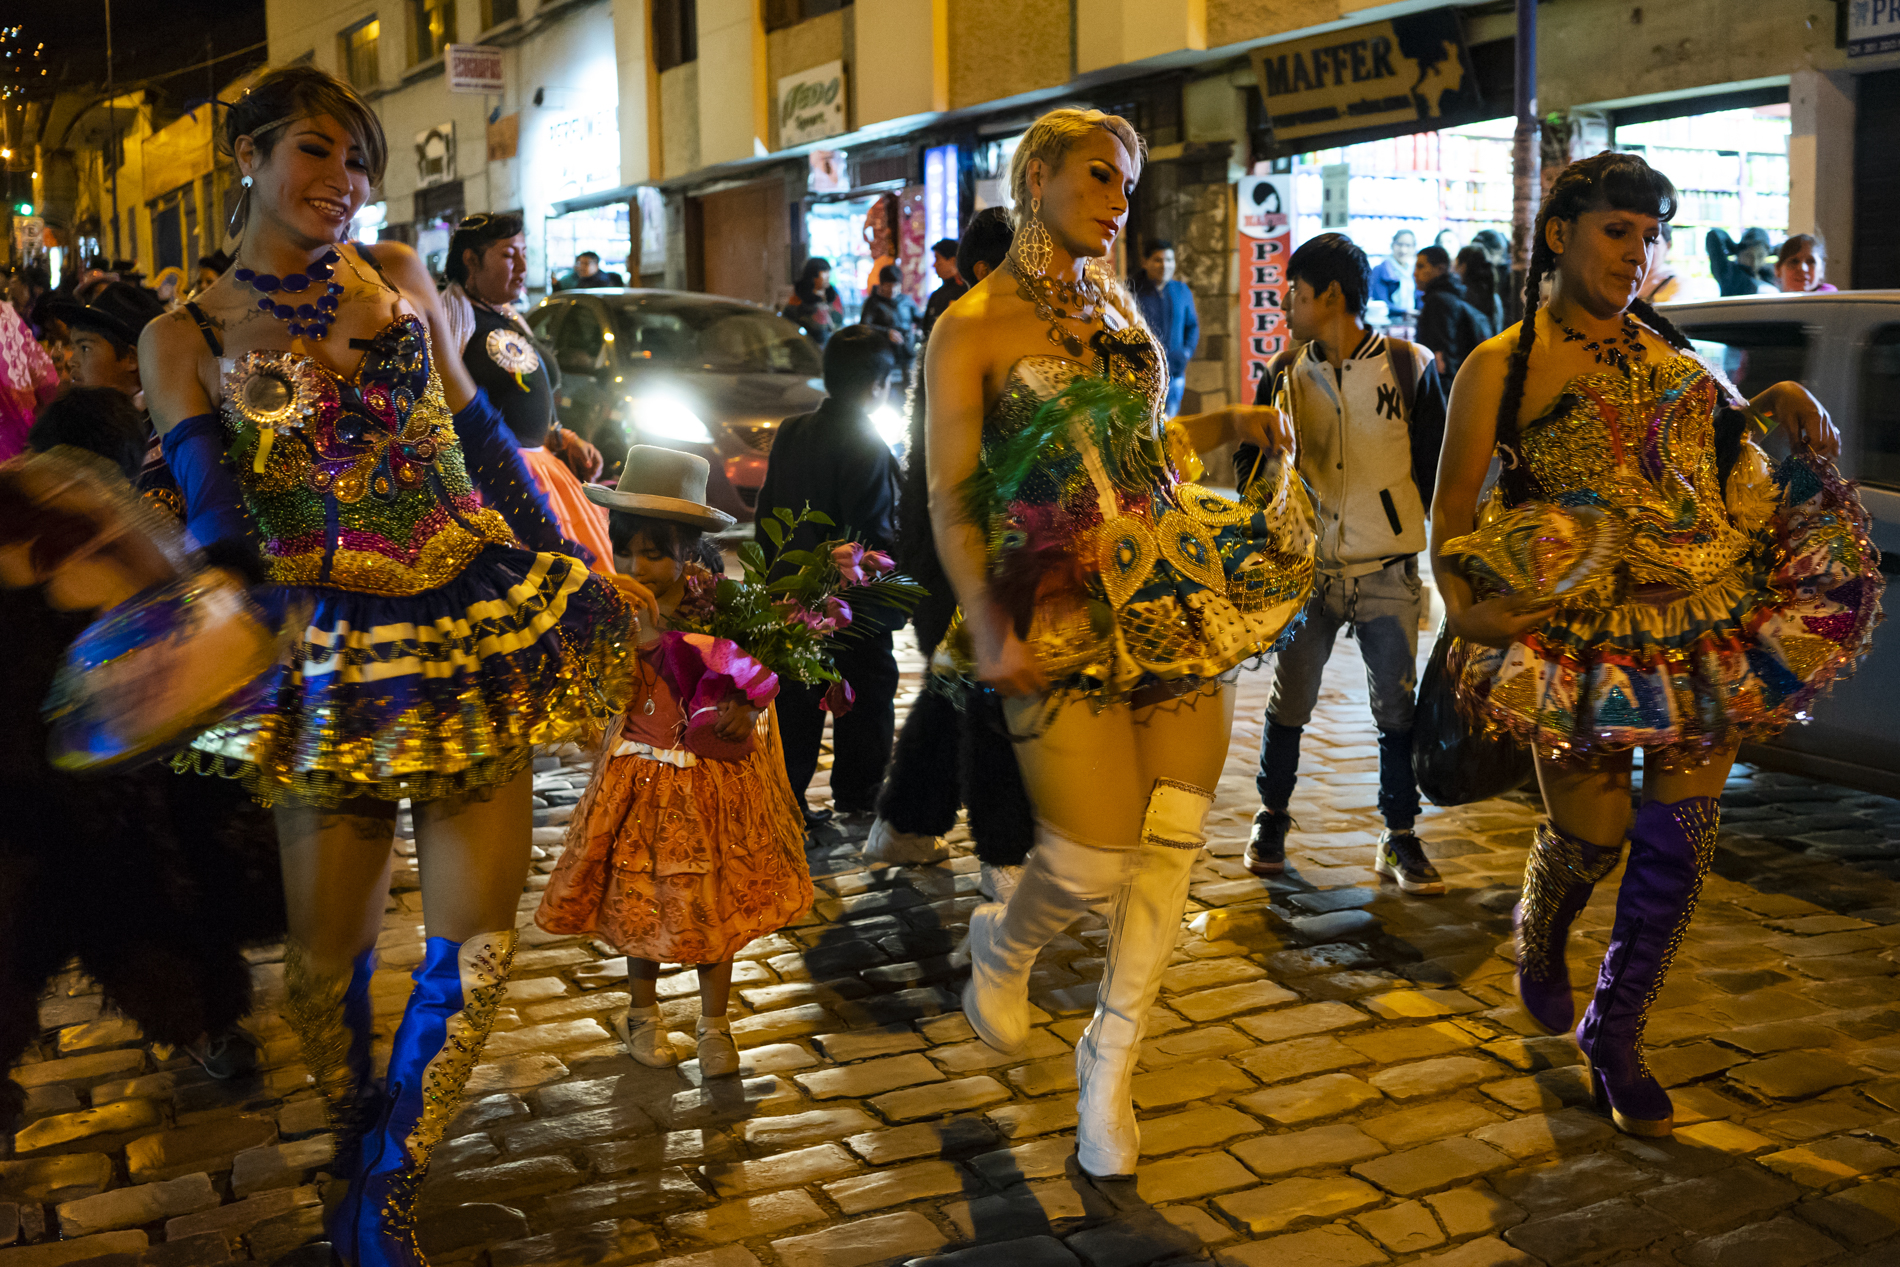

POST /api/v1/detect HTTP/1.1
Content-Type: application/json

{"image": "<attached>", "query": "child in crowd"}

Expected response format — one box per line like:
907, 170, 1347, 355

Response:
536, 447, 813, 1074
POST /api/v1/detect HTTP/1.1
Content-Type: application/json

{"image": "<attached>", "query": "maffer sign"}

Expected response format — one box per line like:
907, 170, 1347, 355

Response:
1250, 7, 1482, 150
779, 61, 846, 148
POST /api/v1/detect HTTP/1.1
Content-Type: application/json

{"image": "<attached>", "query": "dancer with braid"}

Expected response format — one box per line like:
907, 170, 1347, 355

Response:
1432, 152, 1880, 1136
139, 67, 641, 1264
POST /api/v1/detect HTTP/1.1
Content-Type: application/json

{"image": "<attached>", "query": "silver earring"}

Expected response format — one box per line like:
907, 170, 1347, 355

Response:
1013, 197, 1053, 276
227, 176, 254, 237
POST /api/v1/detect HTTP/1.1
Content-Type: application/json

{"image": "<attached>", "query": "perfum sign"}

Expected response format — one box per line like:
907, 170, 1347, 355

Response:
778, 60, 846, 148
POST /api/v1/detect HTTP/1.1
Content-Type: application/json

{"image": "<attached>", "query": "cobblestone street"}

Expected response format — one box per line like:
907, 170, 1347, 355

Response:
8, 633, 1900, 1267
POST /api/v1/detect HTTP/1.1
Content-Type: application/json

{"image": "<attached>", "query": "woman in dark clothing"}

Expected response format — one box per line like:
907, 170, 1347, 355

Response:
1456, 245, 1504, 338
1415, 245, 1492, 381
783, 256, 845, 345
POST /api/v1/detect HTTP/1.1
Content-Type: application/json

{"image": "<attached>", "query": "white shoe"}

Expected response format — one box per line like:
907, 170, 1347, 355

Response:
697, 1015, 740, 1078
1074, 780, 1210, 1177
979, 861, 1026, 904
958, 902, 1028, 1055
864, 818, 950, 865
617, 1004, 679, 1067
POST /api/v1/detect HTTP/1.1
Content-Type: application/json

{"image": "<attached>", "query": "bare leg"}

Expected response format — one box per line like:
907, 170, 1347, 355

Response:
1534, 749, 1635, 848
275, 799, 398, 976
696, 961, 734, 1017
627, 958, 661, 1008
411, 767, 534, 940
1641, 747, 1738, 804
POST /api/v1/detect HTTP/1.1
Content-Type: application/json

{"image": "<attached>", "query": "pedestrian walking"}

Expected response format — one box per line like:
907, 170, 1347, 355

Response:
1435, 152, 1879, 1137
861, 264, 920, 377
1129, 238, 1199, 417
921, 237, 966, 340
538, 449, 814, 1074
1238, 233, 1448, 895
137, 65, 643, 1266
756, 326, 903, 833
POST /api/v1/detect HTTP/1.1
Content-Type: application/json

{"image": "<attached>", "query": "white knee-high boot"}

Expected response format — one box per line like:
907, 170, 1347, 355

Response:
1074, 779, 1210, 1177
959, 823, 1126, 1055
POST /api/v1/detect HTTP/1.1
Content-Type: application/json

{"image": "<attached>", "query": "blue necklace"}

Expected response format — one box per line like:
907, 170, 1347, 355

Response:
236, 248, 344, 341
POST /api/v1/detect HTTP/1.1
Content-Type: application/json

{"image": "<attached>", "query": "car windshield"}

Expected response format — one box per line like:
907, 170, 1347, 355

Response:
608, 301, 822, 375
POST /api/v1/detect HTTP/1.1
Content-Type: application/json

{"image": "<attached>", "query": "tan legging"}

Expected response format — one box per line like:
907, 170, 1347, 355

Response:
1004, 682, 1237, 847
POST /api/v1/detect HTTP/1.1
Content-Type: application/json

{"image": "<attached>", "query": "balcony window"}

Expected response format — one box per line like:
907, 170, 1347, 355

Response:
412, 0, 456, 65
339, 18, 380, 91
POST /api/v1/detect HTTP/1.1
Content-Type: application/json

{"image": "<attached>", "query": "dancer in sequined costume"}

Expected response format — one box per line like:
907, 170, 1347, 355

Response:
932, 108, 1315, 1180
1432, 152, 1880, 1137
137, 67, 645, 1267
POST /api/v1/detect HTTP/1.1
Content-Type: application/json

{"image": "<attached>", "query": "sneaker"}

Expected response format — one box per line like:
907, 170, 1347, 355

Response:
979, 861, 1025, 904
864, 818, 950, 865
1245, 810, 1293, 876
1375, 830, 1446, 895
194, 1026, 261, 1081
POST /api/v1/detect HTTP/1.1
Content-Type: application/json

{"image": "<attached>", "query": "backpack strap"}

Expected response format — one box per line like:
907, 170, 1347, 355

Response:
182, 302, 223, 357
1384, 336, 1418, 423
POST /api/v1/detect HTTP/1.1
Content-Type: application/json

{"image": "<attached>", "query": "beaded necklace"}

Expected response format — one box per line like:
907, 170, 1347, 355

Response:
1008, 258, 1107, 359
1554, 311, 1647, 373
235, 247, 344, 341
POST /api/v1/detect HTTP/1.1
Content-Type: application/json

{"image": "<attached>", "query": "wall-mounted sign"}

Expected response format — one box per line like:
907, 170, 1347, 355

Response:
545, 109, 619, 198
1236, 175, 1296, 391
486, 112, 519, 163
1250, 7, 1482, 151
447, 45, 505, 93
1849, 1, 1900, 56
416, 123, 456, 188
778, 60, 846, 148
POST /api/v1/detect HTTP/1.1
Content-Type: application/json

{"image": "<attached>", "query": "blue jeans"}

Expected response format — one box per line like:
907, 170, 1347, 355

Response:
1164, 376, 1186, 418
1256, 557, 1423, 829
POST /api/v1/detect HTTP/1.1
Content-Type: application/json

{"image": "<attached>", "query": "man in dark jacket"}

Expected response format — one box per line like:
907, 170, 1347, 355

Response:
756, 326, 901, 832
1706, 227, 1774, 296
920, 238, 966, 340
860, 265, 919, 378
1129, 240, 1199, 416
1412, 245, 1487, 381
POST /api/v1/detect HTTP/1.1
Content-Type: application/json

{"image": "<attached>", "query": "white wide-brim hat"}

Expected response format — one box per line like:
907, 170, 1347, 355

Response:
584, 445, 737, 531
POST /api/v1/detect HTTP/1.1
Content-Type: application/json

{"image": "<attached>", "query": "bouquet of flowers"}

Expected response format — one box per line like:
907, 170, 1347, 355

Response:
655, 507, 925, 756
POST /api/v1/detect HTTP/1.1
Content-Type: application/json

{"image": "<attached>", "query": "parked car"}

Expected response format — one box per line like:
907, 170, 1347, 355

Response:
527, 289, 826, 522
1659, 290, 1900, 793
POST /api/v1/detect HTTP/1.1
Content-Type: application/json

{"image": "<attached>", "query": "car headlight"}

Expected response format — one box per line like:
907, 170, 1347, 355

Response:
629, 395, 712, 444
869, 404, 906, 449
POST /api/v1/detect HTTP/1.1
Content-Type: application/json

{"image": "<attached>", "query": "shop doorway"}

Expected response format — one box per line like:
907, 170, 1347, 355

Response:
697, 180, 790, 309
805, 193, 882, 323
545, 203, 632, 293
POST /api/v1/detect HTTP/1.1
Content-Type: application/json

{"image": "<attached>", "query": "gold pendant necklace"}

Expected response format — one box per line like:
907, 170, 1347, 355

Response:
1009, 257, 1106, 359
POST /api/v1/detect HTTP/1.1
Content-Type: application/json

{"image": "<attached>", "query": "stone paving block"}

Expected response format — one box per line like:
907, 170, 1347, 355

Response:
142, 1229, 235, 1267
931, 1030, 1069, 1074
1679, 1214, 1846, 1267
125, 1115, 278, 1182
1362, 990, 1483, 1020
730, 1003, 836, 1045
466, 1053, 569, 1096
1361, 1102, 1503, 1149
1158, 1204, 1234, 1247
9, 1051, 144, 1092
1367, 1056, 1500, 1101
939, 1174, 1108, 1241
1237, 1036, 1369, 1084
795, 1053, 945, 1101
1137, 1104, 1260, 1157
1136, 1024, 1252, 1070
1677, 1120, 1780, 1156
1494, 1152, 1653, 1211
585, 1127, 739, 1175
1425, 1184, 1526, 1238
416, 1204, 531, 1257
12, 1099, 162, 1155
1716, 1021, 1845, 1055
1064, 1208, 1202, 1267
244, 1202, 327, 1261
1649, 1041, 1752, 1087
0, 1155, 113, 1204
664, 1189, 827, 1243
1213, 1175, 1384, 1233
770, 1210, 947, 1267
1005, 1057, 1077, 1098
1132, 1151, 1256, 1204
647, 1249, 761, 1267
163, 1186, 319, 1242
1797, 1176, 1900, 1243
986, 1098, 1079, 1141
702, 1143, 862, 1197
812, 1027, 930, 1063
1213, 1223, 1387, 1267
871, 1075, 1009, 1122
1354, 1138, 1515, 1197
1480, 1066, 1592, 1113
56, 1019, 140, 1055
1638, 1164, 1803, 1231
1352, 1199, 1445, 1254
482, 1018, 613, 1056
823, 1159, 968, 1214
667, 1076, 800, 1128
845, 1118, 998, 1165
229, 1136, 335, 1197
1469, 1109, 1617, 1159
1478, 1036, 1584, 1073
1129, 1058, 1254, 1109
489, 1218, 659, 1267
1759, 1137, 1900, 1188
417, 1156, 581, 1210
541, 1168, 711, 1222
968, 1136, 1076, 1186
1161, 958, 1267, 995
1235, 1002, 1371, 1044
1503, 1196, 1677, 1265
1729, 1051, 1869, 1100
902, 1235, 1078, 1267
0, 1229, 147, 1267
1230, 1122, 1388, 1178
56, 1173, 218, 1237
1172, 980, 1300, 1022
1408, 1236, 1540, 1267
1237, 1073, 1383, 1125
1344, 1022, 1480, 1065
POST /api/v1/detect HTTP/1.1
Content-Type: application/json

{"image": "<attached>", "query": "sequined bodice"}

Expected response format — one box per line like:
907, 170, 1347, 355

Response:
981, 323, 1168, 455
219, 315, 511, 595
1512, 354, 1749, 592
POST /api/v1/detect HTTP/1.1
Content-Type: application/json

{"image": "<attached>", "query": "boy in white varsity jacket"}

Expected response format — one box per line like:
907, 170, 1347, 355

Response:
1233, 233, 1449, 893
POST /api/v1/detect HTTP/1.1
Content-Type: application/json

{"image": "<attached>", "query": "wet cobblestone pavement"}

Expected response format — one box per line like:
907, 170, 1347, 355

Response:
8, 633, 1900, 1267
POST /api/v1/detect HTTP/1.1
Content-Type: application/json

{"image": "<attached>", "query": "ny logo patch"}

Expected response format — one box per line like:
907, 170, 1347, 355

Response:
1376, 383, 1405, 420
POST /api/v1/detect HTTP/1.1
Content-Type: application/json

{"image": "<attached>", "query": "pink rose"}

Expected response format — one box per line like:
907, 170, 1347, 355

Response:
861, 550, 895, 577
823, 596, 853, 630
831, 542, 867, 586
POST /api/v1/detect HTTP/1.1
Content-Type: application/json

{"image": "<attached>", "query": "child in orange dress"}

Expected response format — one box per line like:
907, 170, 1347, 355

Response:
536, 449, 813, 1074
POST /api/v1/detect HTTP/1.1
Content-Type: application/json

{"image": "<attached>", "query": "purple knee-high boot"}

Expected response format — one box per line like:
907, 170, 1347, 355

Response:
1575, 796, 1720, 1137
1515, 822, 1625, 1034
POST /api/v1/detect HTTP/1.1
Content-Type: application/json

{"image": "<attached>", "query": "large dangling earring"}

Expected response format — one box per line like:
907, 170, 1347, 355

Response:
227, 175, 254, 237
1013, 197, 1054, 277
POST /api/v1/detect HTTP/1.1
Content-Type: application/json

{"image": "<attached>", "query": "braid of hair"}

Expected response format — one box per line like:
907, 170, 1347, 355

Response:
1628, 294, 1747, 483
1494, 245, 1550, 453
1626, 297, 1694, 353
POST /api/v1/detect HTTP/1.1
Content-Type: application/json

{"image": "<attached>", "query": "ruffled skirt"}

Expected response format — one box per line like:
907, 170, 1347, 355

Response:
178, 545, 634, 806
1450, 453, 1883, 762
535, 709, 812, 963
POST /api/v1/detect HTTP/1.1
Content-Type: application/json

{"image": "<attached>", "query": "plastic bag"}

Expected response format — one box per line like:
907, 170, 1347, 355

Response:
1412, 622, 1534, 806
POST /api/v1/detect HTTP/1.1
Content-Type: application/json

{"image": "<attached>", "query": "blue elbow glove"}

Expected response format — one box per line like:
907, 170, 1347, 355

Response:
159, 414, 260, 563
452, 389, 592, 563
